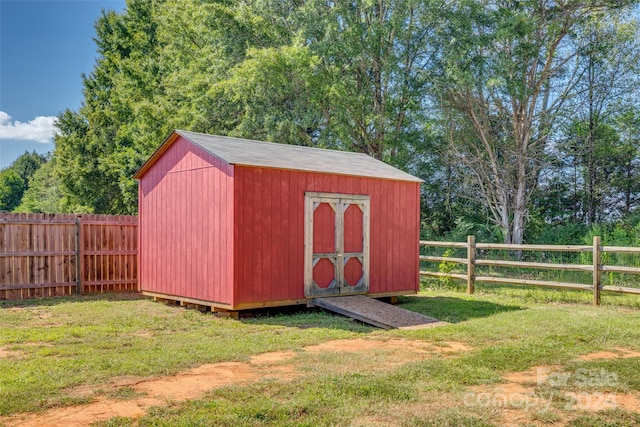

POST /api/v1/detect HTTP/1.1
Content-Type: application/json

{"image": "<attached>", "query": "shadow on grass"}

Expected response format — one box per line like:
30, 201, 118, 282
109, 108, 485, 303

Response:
243, 295, 522, 330
241, 304, 376, 332
0, 292, 146, 309
397, 295, 524, 323
1, 293, 522, 329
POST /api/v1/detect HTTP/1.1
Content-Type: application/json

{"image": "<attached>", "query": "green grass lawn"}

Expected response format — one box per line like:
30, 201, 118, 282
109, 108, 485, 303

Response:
1, 286, 639, 426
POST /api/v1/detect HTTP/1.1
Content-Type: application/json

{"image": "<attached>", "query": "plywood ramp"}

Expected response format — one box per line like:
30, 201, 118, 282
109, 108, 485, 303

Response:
309, 295, 446, 329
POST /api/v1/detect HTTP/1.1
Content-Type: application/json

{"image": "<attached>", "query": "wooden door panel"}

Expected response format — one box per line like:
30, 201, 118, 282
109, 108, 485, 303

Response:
304, 193, 370, 298
343, 204, 363, 253
313, 257, 336, 289
313, 203, 335, 254
343, 256, 364, 287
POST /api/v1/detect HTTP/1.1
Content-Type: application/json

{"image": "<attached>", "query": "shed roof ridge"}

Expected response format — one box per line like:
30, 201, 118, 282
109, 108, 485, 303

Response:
132, 129, 422, 182
175, 129, 372, 158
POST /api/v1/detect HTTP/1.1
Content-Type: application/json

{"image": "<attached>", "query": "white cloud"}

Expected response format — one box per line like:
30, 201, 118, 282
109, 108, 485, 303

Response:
0, 111, 60, 143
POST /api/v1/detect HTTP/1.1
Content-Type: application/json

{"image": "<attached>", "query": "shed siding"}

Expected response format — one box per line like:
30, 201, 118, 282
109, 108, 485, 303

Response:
139, 136, 235, 305
234, 166, 419, 305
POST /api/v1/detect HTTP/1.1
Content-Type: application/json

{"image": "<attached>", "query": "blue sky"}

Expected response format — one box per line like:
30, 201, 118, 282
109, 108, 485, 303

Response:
0, 0, 126, 169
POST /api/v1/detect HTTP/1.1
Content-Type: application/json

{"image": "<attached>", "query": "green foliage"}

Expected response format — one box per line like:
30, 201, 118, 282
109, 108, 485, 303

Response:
13, 160, 62, 213
50, 0, 444, 214
581, 212, 640, 247
9, 151, 46, 183
13, 158, 87, 214
548, 116, 640, 225
217, 45, 322, 146
297, 0, 438, 160
432, 0, 638, 243
0, 151, 46, 211
535, 9, 640, 228
529, 222, 588, 246
17, 0, 637, 236
54, 1, 168, 214
0, 169, 25, 211
437, 248, 458, 287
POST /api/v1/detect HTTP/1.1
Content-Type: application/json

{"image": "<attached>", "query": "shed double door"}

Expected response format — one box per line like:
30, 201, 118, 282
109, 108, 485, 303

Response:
304, 192, 370, 297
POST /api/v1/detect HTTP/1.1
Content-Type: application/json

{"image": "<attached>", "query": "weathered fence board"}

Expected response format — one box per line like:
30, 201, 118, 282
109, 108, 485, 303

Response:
0, 212, 138, 300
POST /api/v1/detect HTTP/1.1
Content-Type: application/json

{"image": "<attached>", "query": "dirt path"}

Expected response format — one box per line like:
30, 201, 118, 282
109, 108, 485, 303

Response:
0, 339, 471, 427
3, 342, 638, 427
467, 350, 640, 427
347, 348, 640, 427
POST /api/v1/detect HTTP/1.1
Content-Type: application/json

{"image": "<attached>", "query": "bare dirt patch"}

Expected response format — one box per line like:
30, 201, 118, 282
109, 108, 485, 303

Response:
497, 408, 539, 427
0, 338, 468, 427
130, 331, 153, 339
302, 339, 474, 373
611, 393, 640, 412
0, 342, 54, 360
0, 347, 24, 360
578, 347, 640, 361
67, 376, 149, 399
432, 341, 474, 354
249, 350, 297, 365
467, 368, 563, 427
2, 355, 299, 427
565, 391, 640, 413
5, 396, 166, 427
305, 338, 472, 356
6, 339, 639, 427
468, 362, 640, 425
503, 365, 561, 384
134, 362, 258, 400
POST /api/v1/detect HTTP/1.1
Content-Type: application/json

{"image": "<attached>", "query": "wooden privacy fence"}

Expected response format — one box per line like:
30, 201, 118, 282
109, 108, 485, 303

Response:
420, 236, 640, 305
0, 212, 137, 300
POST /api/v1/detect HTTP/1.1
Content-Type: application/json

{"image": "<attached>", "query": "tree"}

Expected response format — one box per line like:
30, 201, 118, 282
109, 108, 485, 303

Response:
14, 159, 65, 213
298, 0, 439, 163
47, 0, 638, 235
54, 1, 166, 214
53, 0, 286, 214
0, 151, 46, 211
567, 10, 640, 224
536, 10, 640, 226
434, 0, 631, 244
0, 170, 25, 211
559, 119, 621, 222
10, 151, 46, 183
612, 109, 640, 216
214, 46, 322, 146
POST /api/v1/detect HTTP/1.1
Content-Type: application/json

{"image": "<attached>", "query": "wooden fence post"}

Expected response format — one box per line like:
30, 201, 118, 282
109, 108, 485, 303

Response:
76, 215, 84, 295
467, 235, 475, 294
593, 235, 601, 306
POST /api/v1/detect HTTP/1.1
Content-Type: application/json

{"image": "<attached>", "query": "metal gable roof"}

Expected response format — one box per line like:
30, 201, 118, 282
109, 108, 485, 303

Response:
174, 130, 422, 182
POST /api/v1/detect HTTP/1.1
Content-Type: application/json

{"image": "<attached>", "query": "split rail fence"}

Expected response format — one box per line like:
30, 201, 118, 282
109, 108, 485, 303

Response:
420, 236, 640, 305
0, 212, 137, 300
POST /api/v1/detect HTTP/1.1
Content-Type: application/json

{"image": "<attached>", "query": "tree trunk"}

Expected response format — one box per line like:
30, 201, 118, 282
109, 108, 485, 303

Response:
586, 31, 597, 226
512, 165, 527, 245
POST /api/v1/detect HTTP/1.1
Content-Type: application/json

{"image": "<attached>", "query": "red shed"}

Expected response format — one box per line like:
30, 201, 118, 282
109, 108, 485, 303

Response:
134, 130, 422, 312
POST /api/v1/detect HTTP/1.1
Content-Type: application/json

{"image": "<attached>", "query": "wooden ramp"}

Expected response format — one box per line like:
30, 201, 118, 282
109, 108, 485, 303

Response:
309, 295, 446, 329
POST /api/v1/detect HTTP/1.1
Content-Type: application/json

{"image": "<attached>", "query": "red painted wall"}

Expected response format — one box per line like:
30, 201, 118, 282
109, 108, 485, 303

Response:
138, 137, 235, 305
233, 167, 420, 306
139, 137, 420, 309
